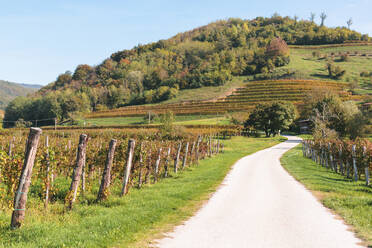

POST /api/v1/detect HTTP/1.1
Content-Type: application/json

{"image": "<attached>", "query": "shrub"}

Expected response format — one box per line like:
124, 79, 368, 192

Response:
327, 63, 346, 79
312, 51, 321, 58
360, 71, 372, 77
340, 53, 350, 62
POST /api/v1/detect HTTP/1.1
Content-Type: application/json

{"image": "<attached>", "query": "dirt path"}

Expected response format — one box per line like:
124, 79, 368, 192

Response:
155, 136, 364, 248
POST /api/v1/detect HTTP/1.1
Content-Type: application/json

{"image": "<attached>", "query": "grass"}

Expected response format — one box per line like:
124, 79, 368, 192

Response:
0, 136, 284, 248
82, 114, 230, 126
283, 46, 372, 93
161, 76, 247, 104
281, 145, 372, 247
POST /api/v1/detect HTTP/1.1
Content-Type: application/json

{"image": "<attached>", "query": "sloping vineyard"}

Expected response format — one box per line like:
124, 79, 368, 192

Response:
86, 80, 351, 118
0, 128, 225, 228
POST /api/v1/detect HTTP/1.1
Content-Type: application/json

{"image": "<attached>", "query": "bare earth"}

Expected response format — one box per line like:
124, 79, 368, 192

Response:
155, 136, 364, 248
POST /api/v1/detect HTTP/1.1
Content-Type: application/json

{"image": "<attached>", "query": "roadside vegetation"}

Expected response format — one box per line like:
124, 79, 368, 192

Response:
281, 145, 372, 246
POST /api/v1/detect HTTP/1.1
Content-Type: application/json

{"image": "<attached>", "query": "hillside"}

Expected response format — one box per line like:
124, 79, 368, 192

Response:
85, 79, 352, 119
3, 15, 371, 127
0, 80, 41, 110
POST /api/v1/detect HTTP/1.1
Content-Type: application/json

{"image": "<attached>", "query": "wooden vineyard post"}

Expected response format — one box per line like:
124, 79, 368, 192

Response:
11, 127, 42, 229
339, 145, 343, 176
164, 147, 171, 177
195, 137, 201, 164
189, 141, 196, 167
363, 146, 369, 186
138, 143, 144, 188
182, 142, 189, 169
97, 139, 117, 201
144, 149, 151, 184
8, 139, 12, 157
208, 136, 212, 157
328, 143, 335, 172
121, 139, 136, 196
154, 148, 162, 182
44, 136, 51, 209
325, 145, 329, 169
65, 134, 88, 210
352, 145, 358, 182
174, 142, 182, 174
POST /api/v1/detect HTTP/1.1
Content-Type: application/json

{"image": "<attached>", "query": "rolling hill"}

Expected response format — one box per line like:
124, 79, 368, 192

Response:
0, 80, 41, 110
3, 15, 371, 126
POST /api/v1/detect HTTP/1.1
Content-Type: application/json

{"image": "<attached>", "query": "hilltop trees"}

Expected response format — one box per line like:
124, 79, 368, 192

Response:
347, 18, 353, 29
245, 101, 296, 137
310, 13, 316, 23
320, 12, 327, 26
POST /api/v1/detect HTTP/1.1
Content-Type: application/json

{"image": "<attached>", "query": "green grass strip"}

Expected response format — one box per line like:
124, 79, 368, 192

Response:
0, 136, 284, 248
281, 145, 372, 247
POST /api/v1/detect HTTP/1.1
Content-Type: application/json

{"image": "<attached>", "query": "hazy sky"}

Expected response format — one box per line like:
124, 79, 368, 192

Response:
1, 0, 371, 85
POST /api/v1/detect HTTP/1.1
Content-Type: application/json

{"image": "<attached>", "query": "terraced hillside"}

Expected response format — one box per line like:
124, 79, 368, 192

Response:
86, 80, 352, 118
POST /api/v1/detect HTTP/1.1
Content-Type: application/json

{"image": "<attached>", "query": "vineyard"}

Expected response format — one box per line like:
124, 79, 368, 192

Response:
0, 127, 226, 228
85, 80, 351, 119
302, 138, 372, 185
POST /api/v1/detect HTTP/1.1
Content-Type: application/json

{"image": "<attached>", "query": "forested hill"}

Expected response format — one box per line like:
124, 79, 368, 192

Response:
0, 80, 41, 110
4, 15, 370, 126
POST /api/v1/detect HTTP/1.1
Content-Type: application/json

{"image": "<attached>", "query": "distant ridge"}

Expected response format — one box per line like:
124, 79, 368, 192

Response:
0, 80, 40, 109
20, 83, 42, 89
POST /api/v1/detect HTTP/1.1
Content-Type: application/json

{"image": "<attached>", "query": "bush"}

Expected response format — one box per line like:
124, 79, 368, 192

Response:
327, 63, 346, 79
360, 71, 372, 77
312, 51, 321, 58
340, 53, 350, 62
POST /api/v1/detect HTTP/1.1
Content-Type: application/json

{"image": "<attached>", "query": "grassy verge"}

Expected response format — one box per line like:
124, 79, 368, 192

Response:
81, 114, 228, 126
281, 145, 372, 246
0, 136, 284, 248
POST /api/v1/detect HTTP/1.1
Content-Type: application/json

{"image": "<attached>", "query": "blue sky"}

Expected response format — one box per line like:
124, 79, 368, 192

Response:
0, 0, 371, 85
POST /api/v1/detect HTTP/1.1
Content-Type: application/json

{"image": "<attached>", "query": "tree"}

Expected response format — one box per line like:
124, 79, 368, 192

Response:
327, 63, 346, 79
307, 93, 367, 139
294, 15, 298, 24
347, 18, 353, 29
245, 101, 296, 137
159, 110, 175, 137
310, 13, 316, 23
320, 12, 327, 26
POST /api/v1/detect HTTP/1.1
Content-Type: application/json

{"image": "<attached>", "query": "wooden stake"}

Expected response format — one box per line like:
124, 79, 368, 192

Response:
44, 136, 50, 209
11, 127, 42, 229
182, 142, 189, 169
138, 143, 144, 188
189, 141, 196, 167
97, 139, 117, 201
352, 145, 358, 182
154, 148, 162, 182
121, 139, 136, 196
174, 142, 182, 174
164, 147, 171, 177
66, 134, 88, 210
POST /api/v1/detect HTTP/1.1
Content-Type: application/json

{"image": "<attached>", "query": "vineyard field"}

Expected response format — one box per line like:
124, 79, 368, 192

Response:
85, 80, 350, 119
0, 129, 284, 247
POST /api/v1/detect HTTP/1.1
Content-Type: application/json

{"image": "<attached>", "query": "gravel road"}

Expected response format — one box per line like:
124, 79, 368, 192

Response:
155, 136, 364, 248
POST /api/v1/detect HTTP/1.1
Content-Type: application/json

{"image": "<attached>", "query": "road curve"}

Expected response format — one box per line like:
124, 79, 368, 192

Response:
155, 136, 364, 248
